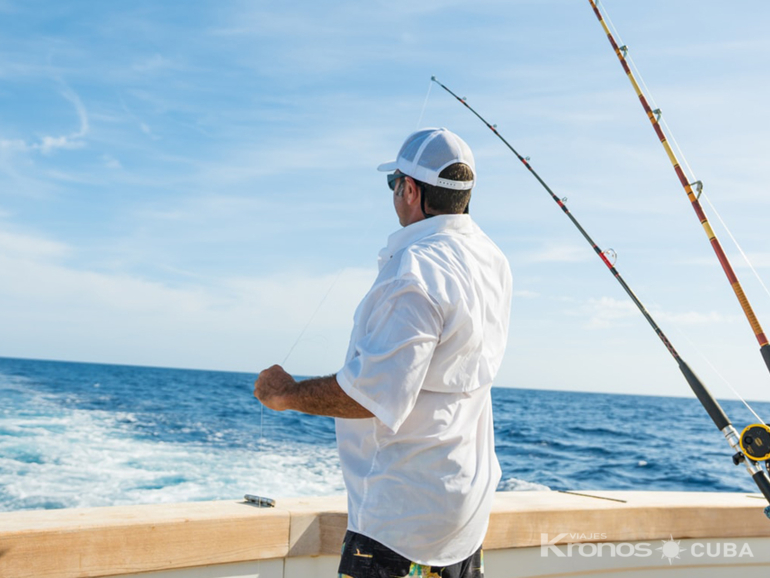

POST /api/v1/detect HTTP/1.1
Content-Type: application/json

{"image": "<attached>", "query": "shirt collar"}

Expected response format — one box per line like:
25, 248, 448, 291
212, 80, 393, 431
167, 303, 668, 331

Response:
378, 214, 475, 267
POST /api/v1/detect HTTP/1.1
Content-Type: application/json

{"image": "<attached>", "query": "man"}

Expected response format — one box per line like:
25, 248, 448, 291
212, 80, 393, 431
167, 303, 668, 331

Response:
255, 127, 512, 578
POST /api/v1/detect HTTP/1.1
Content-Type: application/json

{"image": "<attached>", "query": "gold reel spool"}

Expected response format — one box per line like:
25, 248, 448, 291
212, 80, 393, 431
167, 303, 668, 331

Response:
739, 424, 770, 461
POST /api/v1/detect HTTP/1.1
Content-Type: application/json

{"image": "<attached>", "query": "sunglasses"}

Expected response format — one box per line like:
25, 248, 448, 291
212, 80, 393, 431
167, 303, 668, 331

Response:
387, 172, 409, 191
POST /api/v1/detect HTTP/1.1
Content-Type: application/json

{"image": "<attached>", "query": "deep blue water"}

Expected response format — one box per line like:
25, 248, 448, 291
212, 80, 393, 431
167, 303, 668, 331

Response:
1, 356, 768, 512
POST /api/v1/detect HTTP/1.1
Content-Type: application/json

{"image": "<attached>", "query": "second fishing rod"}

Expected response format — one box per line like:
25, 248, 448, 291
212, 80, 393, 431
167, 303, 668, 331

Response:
430, 76, 770, 510
586, 0, 770, 377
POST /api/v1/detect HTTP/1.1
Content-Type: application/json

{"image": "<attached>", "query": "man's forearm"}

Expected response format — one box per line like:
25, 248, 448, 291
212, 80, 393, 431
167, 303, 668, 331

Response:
287, 374, 374, 419
254, 365, 374, 419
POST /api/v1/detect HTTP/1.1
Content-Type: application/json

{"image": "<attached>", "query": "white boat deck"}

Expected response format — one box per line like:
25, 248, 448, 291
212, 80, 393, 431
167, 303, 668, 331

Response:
1, 491, 769, 577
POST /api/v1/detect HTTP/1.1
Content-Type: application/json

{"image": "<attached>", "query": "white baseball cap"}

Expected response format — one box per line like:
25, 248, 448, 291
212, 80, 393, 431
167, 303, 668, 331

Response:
377, 127, 475, 190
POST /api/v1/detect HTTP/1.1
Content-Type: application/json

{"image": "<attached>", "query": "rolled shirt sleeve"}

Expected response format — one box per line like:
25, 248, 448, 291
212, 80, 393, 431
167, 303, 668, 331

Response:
336, 277, 442, 433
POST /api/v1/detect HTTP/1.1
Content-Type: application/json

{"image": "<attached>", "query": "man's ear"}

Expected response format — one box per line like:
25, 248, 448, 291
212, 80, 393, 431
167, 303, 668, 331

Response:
404, 178, 420, 205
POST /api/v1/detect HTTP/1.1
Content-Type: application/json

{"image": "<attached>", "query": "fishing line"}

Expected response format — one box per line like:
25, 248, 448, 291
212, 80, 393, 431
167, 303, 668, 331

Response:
259, 80, 436, 439
668, 318, 766, 424
658, 118, 696, 183
596, 0, 626, 53
600, 1, 703, 189
645, 117, 770, 307
701, 193, 770, 302
600, 2, 695, 184
431, 75, 770, 507
269, 80, 437, 377
599, 0, 670, 135
281, 269, 346, 367
250, 76, 449, 561
258, 268, 346, 441
416, 78, 434, 129
252, 269, 349, 578
598, 1, 770, 305
617, 38, 770, 302
610, 29, 770, 301
588, 0, 770, 377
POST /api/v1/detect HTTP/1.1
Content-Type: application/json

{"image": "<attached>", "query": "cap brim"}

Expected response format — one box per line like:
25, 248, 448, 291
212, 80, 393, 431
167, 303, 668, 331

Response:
377, 160, 398, 172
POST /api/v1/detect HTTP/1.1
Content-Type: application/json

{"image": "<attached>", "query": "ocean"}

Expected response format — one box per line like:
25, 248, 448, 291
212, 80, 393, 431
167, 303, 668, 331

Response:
1, 356, 768, 512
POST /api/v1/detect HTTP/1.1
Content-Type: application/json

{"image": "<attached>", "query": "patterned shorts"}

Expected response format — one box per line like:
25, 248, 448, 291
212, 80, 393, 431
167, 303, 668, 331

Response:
338, 530, 484, 578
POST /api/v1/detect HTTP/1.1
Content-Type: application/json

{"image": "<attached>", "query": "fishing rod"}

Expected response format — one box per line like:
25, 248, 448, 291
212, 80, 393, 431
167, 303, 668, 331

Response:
430, 76, 770, 516
586, 0, 770, 378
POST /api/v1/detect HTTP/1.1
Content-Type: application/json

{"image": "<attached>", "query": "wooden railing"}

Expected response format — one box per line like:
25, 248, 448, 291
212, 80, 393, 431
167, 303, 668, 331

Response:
1, 492, 769, 578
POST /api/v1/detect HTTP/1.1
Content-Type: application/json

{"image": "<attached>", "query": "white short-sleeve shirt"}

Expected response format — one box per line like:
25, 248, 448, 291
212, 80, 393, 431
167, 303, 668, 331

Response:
336, 214, 512, 566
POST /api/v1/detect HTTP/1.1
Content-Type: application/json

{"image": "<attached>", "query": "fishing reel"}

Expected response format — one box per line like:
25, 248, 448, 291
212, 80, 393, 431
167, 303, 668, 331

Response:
739, 424, 770, 463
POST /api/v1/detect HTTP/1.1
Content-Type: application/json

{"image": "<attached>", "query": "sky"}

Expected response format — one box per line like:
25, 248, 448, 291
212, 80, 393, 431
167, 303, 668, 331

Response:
1, 0, 770, 405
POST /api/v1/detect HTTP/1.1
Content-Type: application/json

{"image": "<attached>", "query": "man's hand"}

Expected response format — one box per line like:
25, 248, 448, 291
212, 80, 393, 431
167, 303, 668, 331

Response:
254, 364, 295, 411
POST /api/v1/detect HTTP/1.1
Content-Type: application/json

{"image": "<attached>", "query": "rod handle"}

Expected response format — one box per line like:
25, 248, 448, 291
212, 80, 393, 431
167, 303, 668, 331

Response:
761, 344, 770, 375
751, 470, 770, 506
677, 360, 731, 431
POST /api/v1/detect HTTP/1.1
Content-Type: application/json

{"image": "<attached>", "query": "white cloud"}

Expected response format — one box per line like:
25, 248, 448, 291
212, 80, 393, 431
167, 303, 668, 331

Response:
0, 139, 28, 152
0, 230, 375, 374
101, 154, 123, 170
4, 84, 90, 155
0, 230, 70, 260
583, 296, 639, 329
61, 85, 89, 138
657, 310, 739, 326
578, 295, 740, 331
38, 135, 85, 154
513, 289, 539, 299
